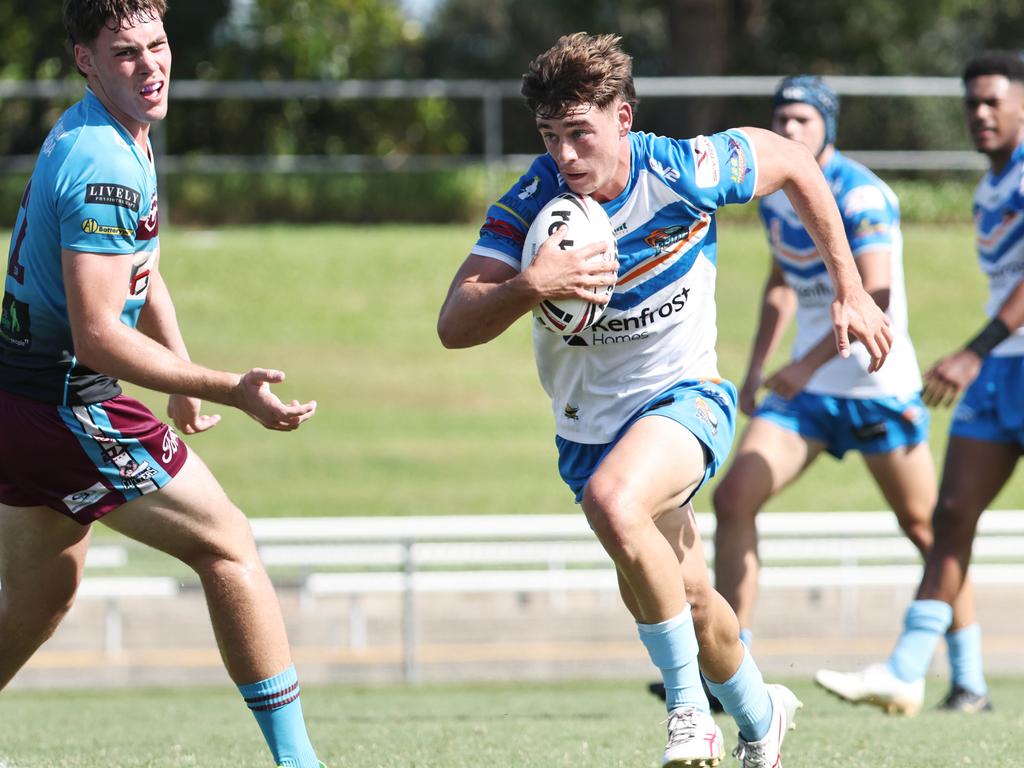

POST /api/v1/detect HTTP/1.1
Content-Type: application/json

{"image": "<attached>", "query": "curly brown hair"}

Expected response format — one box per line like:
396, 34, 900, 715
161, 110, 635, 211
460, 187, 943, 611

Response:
521, 32, 638, 119
62, 0, 167, 47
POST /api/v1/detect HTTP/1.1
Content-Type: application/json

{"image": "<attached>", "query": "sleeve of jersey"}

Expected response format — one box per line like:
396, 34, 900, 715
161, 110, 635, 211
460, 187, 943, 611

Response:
658, 128, 758, 212
470, 156, 560, 270
841, 184, 896, 256
55, 149, 145, 255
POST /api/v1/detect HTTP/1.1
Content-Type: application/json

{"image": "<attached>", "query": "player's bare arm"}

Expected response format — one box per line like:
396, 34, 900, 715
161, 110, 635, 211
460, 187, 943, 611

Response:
739, 262, 795, 414
62, 248, 315, 430
744, 127, 893, 370
923, 275, 1024, 407
437, 228, 614, 348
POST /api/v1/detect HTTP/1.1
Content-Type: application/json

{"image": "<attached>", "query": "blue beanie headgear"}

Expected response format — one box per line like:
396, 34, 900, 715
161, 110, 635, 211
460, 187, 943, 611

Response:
772, 75, 840, 151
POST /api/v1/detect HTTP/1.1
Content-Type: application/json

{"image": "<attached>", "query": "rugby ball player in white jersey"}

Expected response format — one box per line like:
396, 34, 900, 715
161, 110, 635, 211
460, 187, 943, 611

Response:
438, 33, 891, 768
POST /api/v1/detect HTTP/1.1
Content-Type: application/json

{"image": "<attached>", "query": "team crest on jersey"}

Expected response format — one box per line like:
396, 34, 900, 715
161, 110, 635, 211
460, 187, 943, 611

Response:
563, 402, 581, 421
727, 137, 750, 185
690, 136, 720, 188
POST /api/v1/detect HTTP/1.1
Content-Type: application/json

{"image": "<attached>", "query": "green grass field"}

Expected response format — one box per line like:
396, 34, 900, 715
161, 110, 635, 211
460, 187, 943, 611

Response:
2, 221, 1022, 520
1, 677, 1023, 767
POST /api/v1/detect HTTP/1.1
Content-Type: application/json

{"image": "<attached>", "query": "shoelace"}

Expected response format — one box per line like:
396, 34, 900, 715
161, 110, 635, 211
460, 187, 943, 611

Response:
664, 707, 699, 746
732, 737, 770, 768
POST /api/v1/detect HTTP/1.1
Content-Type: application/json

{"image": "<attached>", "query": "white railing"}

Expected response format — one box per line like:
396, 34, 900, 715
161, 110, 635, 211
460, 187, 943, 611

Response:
0, 76, 984, 175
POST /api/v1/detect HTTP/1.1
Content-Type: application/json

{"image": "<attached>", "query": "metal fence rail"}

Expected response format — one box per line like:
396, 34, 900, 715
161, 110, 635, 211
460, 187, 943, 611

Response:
0, 75, 977, 174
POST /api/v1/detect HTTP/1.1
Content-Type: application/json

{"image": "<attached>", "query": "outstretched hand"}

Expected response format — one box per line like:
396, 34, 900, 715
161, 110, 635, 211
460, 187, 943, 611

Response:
831, 289, 893, 372
232, 368, 317, 431
167, 393, 222, 435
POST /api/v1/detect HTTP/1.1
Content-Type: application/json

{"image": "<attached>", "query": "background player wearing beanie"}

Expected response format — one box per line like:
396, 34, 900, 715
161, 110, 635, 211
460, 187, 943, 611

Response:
816, 50, 1024, 716
710, 75, 989, 714
440, 34, 892, 767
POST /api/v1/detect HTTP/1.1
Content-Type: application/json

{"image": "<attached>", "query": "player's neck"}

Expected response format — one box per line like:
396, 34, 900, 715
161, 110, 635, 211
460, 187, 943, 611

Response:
87, 83, 152, 151
987, 131, 1024, 176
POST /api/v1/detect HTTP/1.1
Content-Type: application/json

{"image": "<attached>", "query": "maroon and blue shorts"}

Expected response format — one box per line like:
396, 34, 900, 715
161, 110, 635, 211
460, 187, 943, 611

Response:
0, 389, 188, 524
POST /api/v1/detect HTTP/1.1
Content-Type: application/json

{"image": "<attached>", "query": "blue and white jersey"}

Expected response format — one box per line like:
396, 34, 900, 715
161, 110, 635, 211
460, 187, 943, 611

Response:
472, 129, 757, 443
0, 88, 160, 405
758, 151, 921, 397
973, 139, 1024, 357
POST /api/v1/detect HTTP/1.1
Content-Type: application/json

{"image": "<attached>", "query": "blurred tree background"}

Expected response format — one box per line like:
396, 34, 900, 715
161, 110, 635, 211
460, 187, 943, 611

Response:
1, 0, 1023, 223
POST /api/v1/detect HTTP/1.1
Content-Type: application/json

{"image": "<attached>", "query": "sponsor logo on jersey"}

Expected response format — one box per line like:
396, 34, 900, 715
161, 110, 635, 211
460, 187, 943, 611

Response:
793, 280, 833, 303
0, 294, 31, 350
690, 136, 720, 188
613, 222, 629, 235
42, 120, 68, 157
573, 287, 691, 346
81, 219, 134, 237
727, 137, 750, 185
136, 193, 160, 241
62, 482, 109, 515
563, 403, 580, 421
85, 183, 142, 212
481, 216, 526, 246
649, 157, 680, 183
842, 185, 886, 216
518, 176, 541, 199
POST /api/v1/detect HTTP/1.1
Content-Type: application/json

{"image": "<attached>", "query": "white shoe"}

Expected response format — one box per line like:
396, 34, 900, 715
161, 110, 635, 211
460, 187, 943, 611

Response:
731, 684, 802, 768
661, 706, 725, 767
814, 662, 924, 716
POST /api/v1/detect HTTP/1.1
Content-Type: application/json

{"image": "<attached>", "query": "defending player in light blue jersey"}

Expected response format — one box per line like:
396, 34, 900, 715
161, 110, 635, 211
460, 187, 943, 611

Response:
816, 51, 1024, 718
0, 3, 323, 766
710, 76, 988, 714
438, 33, 892, 768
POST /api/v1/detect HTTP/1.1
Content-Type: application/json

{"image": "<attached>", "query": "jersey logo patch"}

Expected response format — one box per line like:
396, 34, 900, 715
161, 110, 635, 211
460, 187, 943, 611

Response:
81, 219, 133, 237
0, 294, 31, 349
690, 136, 720, 188
649, 157, 680, 183
85, 183, 142, 212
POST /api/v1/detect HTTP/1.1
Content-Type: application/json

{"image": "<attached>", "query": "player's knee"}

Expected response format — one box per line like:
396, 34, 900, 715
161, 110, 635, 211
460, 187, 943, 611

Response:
711, 474, 759, 527
582, 484, 646, 561
931, 495, 979, 549
0, 572, 79, 627
899, 518, 933, 556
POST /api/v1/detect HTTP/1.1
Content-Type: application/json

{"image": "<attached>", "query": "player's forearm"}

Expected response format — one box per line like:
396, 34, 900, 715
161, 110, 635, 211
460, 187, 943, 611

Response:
136, 270, 191, 361
995, 277, 1024, 331
438, 275, 539, 348
73, 319, 240, 405
746, 289, 793, 377
796, 331, 841, 372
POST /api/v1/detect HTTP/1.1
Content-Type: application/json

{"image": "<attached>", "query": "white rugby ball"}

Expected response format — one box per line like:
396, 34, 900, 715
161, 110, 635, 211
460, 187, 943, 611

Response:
521, 192, 617, 335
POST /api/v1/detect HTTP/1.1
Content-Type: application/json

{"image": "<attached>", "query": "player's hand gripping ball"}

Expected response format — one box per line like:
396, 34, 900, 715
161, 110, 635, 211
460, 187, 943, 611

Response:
521, 192, 617, 335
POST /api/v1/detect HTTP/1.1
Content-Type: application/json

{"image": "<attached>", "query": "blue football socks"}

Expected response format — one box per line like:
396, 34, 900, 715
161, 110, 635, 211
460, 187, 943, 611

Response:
238, 665, 320, 768
637, 605, 708, 713
947, 623, 988, 695
886, 599, 953, 683
705, 647, 772, 742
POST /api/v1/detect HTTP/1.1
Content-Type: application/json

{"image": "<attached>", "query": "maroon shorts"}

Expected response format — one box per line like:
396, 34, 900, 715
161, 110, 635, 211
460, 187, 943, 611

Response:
0, 389, 189, 524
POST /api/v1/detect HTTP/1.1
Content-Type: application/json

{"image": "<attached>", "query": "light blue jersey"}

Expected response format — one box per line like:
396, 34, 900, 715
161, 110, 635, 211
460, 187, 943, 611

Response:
758, 151, 922, 397
972, 139, 1024, 357
472, 129, 757, 443
0, 88, 159, 405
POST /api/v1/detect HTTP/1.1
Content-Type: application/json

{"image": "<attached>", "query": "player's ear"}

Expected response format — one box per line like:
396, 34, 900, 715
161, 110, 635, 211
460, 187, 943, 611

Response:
74, 43, 95, 77
617, 100, 632, 137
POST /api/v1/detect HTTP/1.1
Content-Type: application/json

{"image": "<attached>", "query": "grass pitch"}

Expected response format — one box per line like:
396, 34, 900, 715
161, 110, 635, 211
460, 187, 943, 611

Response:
2, 221, 1021, 519
0, 677, 1022, 767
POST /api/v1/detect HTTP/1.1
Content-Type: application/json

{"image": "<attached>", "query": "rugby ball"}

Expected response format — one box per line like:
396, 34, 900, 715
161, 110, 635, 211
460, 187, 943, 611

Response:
521, 192, 617, 335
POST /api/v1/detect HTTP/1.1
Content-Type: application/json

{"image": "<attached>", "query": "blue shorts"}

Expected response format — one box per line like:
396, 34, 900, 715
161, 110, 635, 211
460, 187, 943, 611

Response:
951, 355, 1024, 445
556, 379, 738, 503
754, 390, 930, 459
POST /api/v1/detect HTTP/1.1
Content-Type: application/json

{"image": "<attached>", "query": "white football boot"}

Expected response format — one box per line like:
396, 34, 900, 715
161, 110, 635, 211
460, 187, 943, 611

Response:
731, 684, 802, 768
814, 662, 924, 715
661, 706, 725, 767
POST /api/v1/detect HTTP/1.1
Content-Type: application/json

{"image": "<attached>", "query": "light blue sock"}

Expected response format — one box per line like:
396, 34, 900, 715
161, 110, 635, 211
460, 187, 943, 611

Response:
947, 623, 988, 695
238, 665, 320, 768
638, 605, 709, 714
886, 599, 953, 683
739, 628, 753, 649
704, 647, 772, 742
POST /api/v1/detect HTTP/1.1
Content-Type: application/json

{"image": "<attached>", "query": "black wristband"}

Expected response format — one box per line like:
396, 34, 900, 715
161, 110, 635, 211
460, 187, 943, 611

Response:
965, 317, 1011, 359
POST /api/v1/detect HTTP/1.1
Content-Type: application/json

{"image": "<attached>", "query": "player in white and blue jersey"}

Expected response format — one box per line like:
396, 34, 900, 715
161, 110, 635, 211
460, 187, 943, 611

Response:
439, 33, 892, 768
816, 51, 1024, 717
0, 3, 323, 766
710, 76, 988, 713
